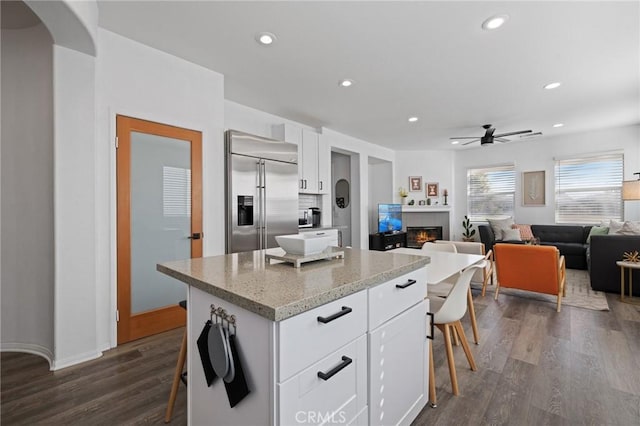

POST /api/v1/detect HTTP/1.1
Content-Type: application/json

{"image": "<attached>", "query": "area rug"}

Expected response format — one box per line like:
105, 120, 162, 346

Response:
472, 269, 610, 311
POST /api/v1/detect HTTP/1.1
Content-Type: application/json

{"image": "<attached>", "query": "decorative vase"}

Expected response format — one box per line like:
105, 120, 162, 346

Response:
401, 197, 407, 205
444, 195, 448, 205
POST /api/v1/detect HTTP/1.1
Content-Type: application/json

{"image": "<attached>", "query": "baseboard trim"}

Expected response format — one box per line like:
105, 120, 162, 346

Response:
1, 342, 54, 370
51, 349, 103, 371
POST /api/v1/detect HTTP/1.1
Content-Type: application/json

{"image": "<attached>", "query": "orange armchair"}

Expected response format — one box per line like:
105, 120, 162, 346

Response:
494, 243, 566, 312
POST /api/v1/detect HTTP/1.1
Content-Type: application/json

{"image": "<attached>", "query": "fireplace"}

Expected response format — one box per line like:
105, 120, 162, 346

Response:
406, 226, 443, 248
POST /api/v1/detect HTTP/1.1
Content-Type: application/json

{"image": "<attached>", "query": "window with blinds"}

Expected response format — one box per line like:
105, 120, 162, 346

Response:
555, 153, 623, 224
163, 166, 191, 217
467, 165, 515, 221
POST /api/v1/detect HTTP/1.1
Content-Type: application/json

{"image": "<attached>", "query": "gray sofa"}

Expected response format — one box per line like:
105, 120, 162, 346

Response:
588, 234, 640, 296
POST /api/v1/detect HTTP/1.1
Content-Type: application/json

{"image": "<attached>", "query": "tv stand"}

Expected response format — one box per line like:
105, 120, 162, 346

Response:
369, 232, 407, 251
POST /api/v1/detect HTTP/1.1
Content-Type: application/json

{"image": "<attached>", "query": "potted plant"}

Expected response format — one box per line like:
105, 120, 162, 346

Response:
399, 187, 409, 204
462, 215, 476, 242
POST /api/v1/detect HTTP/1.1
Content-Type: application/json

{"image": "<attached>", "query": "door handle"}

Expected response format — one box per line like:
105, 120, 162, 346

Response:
188, 233, 202, 240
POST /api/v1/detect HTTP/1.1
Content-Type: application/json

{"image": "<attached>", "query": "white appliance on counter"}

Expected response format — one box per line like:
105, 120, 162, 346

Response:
225, 130, 299, 254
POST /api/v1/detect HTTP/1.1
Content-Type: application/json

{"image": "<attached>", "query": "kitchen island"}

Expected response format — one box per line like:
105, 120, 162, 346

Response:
158, 247, 430, 425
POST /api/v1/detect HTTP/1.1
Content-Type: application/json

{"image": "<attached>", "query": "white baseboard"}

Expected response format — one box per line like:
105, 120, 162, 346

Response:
51, 349, 103, 371
1, 342, 54, 370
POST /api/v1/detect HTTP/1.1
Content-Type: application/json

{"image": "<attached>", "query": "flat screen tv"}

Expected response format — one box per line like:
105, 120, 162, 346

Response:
378, 203, 402, 234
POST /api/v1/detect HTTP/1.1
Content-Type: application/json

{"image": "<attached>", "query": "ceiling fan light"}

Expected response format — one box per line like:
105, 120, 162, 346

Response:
451, 140, 459, 145
553, 123, 564, 128
482, 14, 509, 30
544, 82, 561, 90
408, 116, 418, 123
339, 79, 354, 87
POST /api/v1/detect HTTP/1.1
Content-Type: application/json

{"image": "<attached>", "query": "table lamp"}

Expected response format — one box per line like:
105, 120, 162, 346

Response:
622, 172, 640, 201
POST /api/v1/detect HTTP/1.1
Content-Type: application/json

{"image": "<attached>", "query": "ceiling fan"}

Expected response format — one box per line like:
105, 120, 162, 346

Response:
451, 124, 532, 146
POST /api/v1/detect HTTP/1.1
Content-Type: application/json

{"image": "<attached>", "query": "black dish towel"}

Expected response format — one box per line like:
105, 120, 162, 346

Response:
224, 334, 250, 408
196, 320, 218, 386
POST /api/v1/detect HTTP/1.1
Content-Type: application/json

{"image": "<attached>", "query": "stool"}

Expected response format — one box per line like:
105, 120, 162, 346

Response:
165, 300, 187, 423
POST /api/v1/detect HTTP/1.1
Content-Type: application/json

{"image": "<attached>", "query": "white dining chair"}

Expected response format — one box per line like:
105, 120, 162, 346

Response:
428, 262, 485, 405
422, 241, 480, 345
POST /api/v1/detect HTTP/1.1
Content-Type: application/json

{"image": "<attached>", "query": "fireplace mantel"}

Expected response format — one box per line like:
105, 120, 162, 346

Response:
402, 206, 450, 213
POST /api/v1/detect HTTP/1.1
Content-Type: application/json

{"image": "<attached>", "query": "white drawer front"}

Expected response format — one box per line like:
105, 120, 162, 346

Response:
278, 335, 368, 426
368, 267, 427, 330
278, 290, 367, 382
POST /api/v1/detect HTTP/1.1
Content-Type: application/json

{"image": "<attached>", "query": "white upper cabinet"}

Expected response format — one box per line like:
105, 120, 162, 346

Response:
273, 123, 330, 194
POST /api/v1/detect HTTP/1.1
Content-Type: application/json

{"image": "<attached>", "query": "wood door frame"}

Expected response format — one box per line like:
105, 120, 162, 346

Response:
116, 115, 202, 344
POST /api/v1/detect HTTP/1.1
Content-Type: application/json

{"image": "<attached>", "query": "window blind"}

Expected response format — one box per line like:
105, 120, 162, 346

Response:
555, 154, 623, 224
163, 166, 192, 217
467, 165, 515, 221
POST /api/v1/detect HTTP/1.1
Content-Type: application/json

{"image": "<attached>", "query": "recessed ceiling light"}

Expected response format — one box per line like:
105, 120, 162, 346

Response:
339, 79, 354, 87
451, 140, 460, 145
544, 82, 562, 90
255, 32, 276, 45
408, 117, 419, 123
553, 123, 564, 128
481, 14, 509, 30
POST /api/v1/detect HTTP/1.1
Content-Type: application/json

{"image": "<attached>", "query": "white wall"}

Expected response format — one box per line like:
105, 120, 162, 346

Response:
452, 124, 640, 239
96, 29, 225, 350
394, 150, 455, 206
1, 24, 55, 364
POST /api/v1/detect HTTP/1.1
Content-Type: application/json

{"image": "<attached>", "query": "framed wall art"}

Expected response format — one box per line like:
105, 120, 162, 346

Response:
409, 176, 422, 192
426, 182, 439, 198
522, 171, 545, 206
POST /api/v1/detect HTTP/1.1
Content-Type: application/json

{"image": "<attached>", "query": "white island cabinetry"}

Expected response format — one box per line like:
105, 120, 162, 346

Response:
158, 248, 429, 425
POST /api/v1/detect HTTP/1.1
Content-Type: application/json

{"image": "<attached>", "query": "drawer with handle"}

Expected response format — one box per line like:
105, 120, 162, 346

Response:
368, 267, 427, 330
278, 290, 367, 382
278, 334, 367, 425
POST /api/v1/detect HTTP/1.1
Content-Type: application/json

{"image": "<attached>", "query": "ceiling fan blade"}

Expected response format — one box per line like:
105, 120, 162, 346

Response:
520, 132, 543, 138
462, 139, 480, 145
494, 138, 510, 142
450, 136, 481, 139
493, 130, 532, 138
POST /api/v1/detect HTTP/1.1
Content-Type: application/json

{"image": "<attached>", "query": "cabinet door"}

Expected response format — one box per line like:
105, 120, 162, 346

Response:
301, 129, 319, 193
369, 302, 427, 426
317, 134, 330, 194
279, 335, 368, 425
272, 123, 304, 189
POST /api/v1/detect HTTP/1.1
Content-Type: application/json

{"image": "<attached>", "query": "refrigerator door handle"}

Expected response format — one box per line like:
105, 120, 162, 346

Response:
261, 159, 267, 248
256, 160, 263, 249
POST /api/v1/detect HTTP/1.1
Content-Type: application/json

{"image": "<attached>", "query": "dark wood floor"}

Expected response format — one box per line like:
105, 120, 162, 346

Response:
2, 291, 639, 425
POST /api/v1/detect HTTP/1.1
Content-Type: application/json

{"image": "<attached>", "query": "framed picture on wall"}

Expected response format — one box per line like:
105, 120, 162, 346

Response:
522, 171, 545, 206
409, 176, 422, 192
426, 182, 439, 198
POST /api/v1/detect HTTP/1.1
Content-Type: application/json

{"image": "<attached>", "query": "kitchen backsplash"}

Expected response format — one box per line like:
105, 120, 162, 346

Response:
299, 194, 321, 210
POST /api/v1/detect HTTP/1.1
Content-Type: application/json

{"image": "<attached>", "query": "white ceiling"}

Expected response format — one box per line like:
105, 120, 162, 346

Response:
97, 1, 639, 151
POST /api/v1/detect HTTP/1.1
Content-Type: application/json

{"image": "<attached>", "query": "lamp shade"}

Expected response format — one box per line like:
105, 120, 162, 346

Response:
622, 180, 640, 200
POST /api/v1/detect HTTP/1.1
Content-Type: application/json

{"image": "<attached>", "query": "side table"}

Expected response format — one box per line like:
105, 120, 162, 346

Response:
616, 261, 640, 304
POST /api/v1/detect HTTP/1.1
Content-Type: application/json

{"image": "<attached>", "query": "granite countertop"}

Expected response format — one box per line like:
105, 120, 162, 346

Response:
157, 248, 429, 322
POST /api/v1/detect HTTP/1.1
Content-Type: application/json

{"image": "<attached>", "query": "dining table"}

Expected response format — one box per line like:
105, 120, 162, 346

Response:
389, 247, 485, 285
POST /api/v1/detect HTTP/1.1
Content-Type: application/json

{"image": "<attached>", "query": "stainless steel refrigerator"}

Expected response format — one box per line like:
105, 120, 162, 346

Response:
225, 130, 299, 254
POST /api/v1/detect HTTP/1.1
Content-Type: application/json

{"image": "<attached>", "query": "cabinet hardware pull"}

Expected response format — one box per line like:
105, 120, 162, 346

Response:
319, 181, 323, 190
426, 312, 435, 340
395, 279, 417, 289
317, 356, 352, 381
317, 306, 352, 323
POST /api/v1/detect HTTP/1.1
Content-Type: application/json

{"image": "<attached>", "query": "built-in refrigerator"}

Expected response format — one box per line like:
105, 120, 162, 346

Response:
225, 130, 298, 254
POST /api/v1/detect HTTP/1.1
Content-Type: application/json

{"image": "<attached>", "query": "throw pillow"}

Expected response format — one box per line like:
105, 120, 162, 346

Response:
487, 217, 514, 241
502, 228, 522, 241
587, 226, 609, 242
512, 224, 534, 241
607, 220, 624, 234
616, 221, 640, 235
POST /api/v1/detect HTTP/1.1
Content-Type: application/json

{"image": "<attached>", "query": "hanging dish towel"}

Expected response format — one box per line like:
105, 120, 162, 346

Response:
196, 320, 218, 386
223, 334, 250, 408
